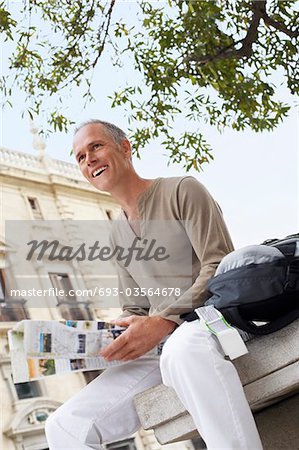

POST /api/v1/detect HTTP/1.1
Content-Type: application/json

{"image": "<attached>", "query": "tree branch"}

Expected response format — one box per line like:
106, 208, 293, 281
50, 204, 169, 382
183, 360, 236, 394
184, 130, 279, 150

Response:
92, 0, 116, 68
236, 0, 266, 57
186, 0, 266, 65
261, 10, 299, 38
185, 0, 299, 67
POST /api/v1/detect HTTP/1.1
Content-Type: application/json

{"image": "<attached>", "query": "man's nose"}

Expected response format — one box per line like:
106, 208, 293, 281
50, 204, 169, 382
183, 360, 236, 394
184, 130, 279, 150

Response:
86, 152, 97, 166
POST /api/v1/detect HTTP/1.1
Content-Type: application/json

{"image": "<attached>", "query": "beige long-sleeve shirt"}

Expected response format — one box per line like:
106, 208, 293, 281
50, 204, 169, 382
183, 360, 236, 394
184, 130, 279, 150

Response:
112, 176, 234, 325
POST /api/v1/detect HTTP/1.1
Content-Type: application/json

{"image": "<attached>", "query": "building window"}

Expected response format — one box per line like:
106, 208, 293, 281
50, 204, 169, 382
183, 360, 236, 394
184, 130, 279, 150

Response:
83, 370, 101, 384
106, 438, 137, 450
0, 269, 29, 321
14, 379, 42, 400
191, 436, 207, 449
106, 210, 113, 220
27, 197, 43, 219
49, 272, 75, 301
0, 269, 5, 301
48, 272, 93, 320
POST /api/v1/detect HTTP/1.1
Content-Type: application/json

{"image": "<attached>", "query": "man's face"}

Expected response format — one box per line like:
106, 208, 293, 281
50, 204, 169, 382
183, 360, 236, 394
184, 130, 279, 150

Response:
73, 123, 131, 192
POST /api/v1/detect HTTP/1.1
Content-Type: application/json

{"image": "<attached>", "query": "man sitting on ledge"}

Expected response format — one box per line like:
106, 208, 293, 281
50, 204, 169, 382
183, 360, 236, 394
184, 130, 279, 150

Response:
45, 120, 262, 450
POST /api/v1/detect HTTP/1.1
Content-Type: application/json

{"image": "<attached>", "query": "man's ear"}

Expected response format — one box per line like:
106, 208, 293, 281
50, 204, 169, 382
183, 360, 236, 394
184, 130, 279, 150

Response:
121, 139, 132, 160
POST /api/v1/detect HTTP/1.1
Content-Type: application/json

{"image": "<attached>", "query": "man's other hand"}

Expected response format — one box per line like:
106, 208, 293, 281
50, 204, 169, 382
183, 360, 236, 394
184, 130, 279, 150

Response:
99, 316, 177, 361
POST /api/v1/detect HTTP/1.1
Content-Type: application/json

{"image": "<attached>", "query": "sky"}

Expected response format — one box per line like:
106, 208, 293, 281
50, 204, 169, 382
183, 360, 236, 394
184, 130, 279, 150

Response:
1, 1, 298, 248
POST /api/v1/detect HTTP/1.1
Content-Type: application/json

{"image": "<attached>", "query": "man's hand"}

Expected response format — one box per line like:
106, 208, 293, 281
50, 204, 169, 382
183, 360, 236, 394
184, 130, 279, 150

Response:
99, 316, 177, 361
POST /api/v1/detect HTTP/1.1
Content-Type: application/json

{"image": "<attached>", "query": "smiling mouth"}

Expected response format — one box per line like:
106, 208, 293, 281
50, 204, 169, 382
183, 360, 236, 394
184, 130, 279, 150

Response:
92, 166, 108, 178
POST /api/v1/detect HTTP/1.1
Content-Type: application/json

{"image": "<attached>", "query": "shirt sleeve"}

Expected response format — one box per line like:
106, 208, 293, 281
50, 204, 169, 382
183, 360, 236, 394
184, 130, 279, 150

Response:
152, 176, 234, 325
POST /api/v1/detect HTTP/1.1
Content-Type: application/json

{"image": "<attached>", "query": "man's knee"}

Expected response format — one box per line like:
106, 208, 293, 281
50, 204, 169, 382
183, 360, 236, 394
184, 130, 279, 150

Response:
160, 324, 192, 368
45, 402, 94, 447
44, 409, 61, 444
160, 321, 212, 383
161, 327, 186, 362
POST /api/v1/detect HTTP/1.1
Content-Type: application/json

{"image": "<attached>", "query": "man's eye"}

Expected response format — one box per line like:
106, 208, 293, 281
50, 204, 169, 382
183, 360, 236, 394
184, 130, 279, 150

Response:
93, 143, 102, 150
78, 154, 85, 163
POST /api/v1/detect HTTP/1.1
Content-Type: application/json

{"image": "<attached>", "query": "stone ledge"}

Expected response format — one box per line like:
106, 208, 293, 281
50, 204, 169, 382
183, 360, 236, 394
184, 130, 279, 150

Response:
134, 384, 186, 429
234, 318, 299, 385
154, 413, 198, 445
245, 360, 299, 411
134, 319, 299, 446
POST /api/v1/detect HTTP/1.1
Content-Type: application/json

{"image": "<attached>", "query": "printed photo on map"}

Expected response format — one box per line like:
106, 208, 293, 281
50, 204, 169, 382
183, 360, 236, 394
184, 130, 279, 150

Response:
39, 333, 52, 353
28, 358, 56, 378
70, 359, 87, 371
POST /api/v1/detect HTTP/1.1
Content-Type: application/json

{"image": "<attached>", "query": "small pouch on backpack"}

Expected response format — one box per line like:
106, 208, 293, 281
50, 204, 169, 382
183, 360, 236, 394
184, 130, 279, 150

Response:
195, 306, 248, 360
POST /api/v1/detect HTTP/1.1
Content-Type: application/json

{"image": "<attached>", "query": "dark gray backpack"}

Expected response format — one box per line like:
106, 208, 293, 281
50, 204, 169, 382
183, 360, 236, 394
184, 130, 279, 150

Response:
182, 234, 299, 335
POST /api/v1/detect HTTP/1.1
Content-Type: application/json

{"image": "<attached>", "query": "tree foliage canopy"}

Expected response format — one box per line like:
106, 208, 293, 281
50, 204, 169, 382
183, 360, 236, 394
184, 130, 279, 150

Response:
1, 0, 298, 169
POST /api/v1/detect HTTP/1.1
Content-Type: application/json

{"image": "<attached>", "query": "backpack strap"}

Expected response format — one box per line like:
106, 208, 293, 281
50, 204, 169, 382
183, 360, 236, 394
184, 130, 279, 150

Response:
285, 260, 299, 290
224, 306, 299, 335
272, 241, 298, 290
274, 241, 296, 262
180, 311, 198, 322
181, 306, 299, 334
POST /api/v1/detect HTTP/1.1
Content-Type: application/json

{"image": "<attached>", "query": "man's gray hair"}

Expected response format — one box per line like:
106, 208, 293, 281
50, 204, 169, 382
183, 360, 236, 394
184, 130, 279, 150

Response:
74, 119, 127, 145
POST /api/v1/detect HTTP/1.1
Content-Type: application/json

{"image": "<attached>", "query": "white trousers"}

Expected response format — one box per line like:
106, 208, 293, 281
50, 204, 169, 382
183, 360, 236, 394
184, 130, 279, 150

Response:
45, 321, 262, 450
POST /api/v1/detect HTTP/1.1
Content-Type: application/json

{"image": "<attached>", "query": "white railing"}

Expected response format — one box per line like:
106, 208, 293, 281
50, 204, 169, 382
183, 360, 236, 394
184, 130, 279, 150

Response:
0, 147, 85, 181
51, 159, 84, 181
0, 147, 42, 170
